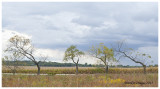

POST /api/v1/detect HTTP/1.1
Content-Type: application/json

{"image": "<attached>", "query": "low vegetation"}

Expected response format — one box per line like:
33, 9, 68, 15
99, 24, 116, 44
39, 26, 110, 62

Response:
2, 73, 158, 87
2, 66, 158, 74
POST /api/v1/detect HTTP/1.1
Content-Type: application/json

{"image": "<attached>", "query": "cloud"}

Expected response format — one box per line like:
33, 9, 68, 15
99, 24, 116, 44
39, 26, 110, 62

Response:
2, 29, 32, 50
2, 2, 158, 65
34, 48, 64, 62
137, 46, 158, 65
3, 3, 158, 48
2, 29, 98, 64
118, 46, 158, 66
3, 11, 92, 47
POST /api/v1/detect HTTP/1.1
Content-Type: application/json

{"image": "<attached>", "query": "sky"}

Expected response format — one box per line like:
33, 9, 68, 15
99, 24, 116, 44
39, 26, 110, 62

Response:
2, 2, 158, 66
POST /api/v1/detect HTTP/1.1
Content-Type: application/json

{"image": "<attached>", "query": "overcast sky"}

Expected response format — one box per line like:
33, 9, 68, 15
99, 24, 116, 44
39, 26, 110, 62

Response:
2, 2, 158, 65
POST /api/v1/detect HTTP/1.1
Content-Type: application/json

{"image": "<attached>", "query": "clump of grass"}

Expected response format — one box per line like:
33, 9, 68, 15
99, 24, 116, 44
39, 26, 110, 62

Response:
47, 72, 56, 76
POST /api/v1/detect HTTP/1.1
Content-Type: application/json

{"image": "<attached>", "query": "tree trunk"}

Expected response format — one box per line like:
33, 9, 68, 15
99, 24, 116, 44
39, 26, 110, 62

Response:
36, 63, 40, 75
13, 66, 16, 75
143, 65, 146, 74
105, 64, 109, 74
12, 69, 16, 75
76, 64, 78, 75
13, 62, 16, 75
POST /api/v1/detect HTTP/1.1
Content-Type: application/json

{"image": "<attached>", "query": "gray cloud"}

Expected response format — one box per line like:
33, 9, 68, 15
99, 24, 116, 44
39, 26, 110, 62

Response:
2, 2, 158, 65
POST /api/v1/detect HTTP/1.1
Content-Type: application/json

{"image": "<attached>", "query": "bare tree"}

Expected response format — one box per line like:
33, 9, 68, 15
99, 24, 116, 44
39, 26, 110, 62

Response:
112, 40, 152, 74
89, 43, 117, 74
2, 51, 24, 75
63, 45, 84, 75
5, 35, 47, 75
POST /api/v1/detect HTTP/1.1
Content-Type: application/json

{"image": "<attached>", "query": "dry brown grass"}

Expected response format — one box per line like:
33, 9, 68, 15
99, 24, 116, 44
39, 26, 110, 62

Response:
2, 66, 97, 70
3, 66, 158, 70
2, 73, 158, 87
2, 66, 158, 74
2, 66, 158, 87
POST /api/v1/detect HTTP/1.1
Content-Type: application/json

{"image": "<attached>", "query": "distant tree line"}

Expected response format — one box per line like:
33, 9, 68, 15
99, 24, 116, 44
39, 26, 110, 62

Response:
3, 61, 92, 67
3, 60, 158, 68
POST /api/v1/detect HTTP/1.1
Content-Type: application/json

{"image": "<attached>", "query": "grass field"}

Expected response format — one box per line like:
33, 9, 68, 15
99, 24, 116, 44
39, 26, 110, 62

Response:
2, 66, 158, 87
2, 73, 158, 87
2, 66, 158, 74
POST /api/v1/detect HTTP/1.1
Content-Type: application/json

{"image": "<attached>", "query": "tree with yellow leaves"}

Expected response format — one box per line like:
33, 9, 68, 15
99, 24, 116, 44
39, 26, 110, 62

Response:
89, 43, 117, 74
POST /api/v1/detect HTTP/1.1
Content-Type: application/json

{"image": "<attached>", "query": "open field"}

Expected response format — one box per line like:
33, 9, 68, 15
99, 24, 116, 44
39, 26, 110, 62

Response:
2, 66, 158, 74
2, 66, 158, 87
2, 66, 97, 70
2, 73, 158, 87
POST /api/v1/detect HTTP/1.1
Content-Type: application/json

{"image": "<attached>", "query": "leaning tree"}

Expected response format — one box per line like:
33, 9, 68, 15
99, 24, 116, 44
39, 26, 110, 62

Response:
63, 45, 84, 75
5, 35, 47, 75
112, 40, 152, 74
89, 43, 117, 74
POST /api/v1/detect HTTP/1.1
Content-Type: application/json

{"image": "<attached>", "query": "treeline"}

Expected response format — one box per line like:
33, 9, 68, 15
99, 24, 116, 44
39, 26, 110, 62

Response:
4, 60, 158, 67
3, 61, 92, 67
